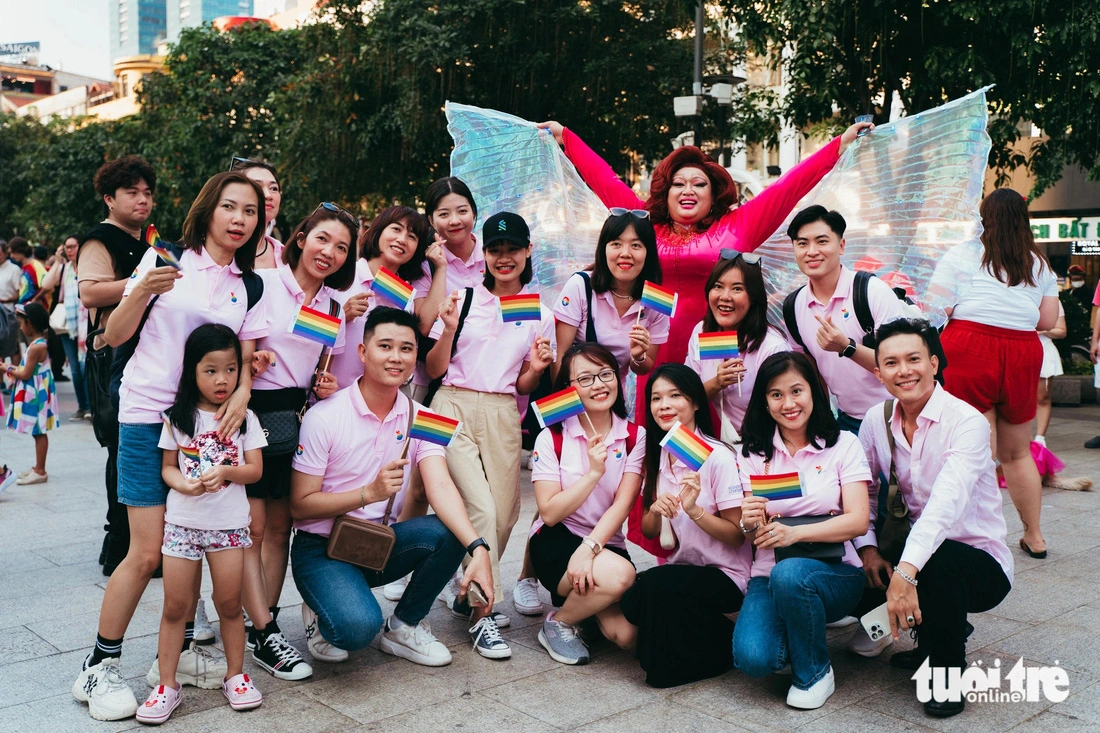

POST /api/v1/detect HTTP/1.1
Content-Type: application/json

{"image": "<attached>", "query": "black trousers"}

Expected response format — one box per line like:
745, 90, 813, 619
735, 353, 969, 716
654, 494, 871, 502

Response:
855, 539, 1010, 668
102, 444, 130, 556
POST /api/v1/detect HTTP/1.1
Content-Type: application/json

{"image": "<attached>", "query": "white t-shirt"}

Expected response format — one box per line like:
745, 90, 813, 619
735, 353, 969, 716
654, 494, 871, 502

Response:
951, 258, 1058, 331
159, 409, 267, 530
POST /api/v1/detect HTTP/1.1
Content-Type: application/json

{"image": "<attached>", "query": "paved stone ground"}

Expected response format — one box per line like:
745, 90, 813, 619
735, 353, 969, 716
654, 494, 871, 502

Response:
1, 380, 1098, 732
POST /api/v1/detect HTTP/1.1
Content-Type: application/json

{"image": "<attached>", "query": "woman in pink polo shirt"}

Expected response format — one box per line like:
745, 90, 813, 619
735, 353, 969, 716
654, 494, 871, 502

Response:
684, 251, 792, 438
426, 211, 555, 660
733, 351, 871, 710
528, 343, 645, 666
72, 172, 269, 722
230, 159, 283, 270
242, 203, 357, 682
329, 206, 433, 392
601, 363, 750, 688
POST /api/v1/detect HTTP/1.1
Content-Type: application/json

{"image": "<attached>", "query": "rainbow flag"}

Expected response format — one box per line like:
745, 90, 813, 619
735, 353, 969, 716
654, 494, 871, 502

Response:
749, 471, 803, 500
409, 410, 462, 447
499, 293, 541, 323
147, 224, 182, 269
371, 267, 415, 310
696, 331, 740, 360
179, 444, 202, 462
640, 281, 677, 318
291, 305, 341, 348
659, 420, 714, 471
532, 387, 586, 429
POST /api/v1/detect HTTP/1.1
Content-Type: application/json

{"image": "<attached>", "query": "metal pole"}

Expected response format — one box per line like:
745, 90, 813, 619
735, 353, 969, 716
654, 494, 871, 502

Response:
693, 0, 704, 148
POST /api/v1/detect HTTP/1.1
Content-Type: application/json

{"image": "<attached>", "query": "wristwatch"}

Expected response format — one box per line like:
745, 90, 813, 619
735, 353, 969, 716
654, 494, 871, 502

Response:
839, 338, 857, 359
466, 537, 490, 557
581, 536, 602, 554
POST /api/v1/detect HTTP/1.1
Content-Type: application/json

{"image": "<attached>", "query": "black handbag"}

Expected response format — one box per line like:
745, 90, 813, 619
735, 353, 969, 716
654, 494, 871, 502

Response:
771, 515, 846, 562
84, 321, 119, 448
876, 400, 911, 563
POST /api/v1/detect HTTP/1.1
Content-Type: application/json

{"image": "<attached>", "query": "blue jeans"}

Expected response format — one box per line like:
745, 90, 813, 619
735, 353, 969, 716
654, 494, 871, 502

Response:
59, 334, 88, 411
291, 516, 465, 651
733, 559, 864, 690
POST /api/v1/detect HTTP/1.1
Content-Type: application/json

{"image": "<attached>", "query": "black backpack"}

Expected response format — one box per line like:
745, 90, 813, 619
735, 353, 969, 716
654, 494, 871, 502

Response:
783, 270, 877, 350
422, 287, 475, 407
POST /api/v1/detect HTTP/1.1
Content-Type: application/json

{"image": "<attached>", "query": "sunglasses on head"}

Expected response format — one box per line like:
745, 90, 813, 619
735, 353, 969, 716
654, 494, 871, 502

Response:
609, 207, 650, 220
314, 202, 361, 232
228, 156, 252, 172
720, 248, 761, 265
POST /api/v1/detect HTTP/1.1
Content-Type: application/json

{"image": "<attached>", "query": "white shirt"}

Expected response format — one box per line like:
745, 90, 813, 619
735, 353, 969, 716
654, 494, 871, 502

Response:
951, 258, 1057, 331
856, 385, 1013, 582
0, 259, 22, 309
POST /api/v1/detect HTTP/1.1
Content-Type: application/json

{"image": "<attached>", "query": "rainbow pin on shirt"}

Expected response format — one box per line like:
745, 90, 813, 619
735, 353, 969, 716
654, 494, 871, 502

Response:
696, 331, 740, 360
290, 305, 341, 348
499, 293, 542, 323
748, 471, 804, 500
408, 409, 462, 447
531, 387, 586, 429
659, 420, 714, 471
146, 224, 182, 269
640, 281, 677, 318
371, 267, 415, 310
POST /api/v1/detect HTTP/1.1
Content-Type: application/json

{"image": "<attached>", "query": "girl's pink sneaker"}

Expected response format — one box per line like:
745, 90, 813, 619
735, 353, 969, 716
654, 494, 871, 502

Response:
222, 673, 262, 711
135, 684, 181, 725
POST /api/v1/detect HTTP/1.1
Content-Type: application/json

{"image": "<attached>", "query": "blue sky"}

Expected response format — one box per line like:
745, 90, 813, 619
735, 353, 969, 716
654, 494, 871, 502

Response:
0, 1, 112, 80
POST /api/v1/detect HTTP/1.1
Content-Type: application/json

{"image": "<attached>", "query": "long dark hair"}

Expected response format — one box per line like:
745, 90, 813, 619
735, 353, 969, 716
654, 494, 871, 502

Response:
358, 206, 432, 283
590, 212, 661, 299
166, 324, 243, 439
425, 176, 478, 220
979, 188, 1049, 287
555, 343, 627, 420
701, 255, 770, 354
642, 364, 715, 509
741, 352, 838, 461
181, 172, 264, 274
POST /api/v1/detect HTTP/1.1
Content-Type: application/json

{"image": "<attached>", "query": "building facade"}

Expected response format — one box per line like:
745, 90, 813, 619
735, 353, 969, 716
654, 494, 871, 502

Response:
166, 0, 255, 43
110, 0, 169, 60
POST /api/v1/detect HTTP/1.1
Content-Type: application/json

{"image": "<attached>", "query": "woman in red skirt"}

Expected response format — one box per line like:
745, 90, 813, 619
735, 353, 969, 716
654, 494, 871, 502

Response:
940, 188, 1060, 558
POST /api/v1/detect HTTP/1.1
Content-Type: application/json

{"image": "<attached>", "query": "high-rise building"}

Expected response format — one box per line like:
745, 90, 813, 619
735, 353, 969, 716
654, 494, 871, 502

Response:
166, 0, 255, 44
110, 0, 169, 60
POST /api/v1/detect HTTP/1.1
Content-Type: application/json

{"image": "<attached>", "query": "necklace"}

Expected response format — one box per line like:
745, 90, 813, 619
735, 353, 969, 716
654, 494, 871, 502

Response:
256, 237, 269, 258
610, 289, 634, 301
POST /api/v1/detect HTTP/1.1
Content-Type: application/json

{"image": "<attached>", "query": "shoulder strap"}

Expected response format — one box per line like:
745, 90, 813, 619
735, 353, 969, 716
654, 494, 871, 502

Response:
382, 397, 416, 527
853, 270, 876, 337
782, 286, 805, 348
242, 271, 264, 311
577, 271, 598, 343
450, 287, 475, 358
550, 424, 564, 460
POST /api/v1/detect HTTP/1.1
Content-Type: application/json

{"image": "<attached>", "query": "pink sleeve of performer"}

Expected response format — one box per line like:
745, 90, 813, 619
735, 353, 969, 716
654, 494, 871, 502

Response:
562, 128, 646, 210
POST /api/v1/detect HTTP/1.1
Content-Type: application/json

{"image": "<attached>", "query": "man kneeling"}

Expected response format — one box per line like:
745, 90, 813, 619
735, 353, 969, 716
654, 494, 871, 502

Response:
289, 307, 494, 666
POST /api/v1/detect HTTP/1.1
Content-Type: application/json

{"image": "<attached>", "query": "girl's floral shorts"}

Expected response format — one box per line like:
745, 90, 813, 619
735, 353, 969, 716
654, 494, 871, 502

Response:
162, 521, 252, 560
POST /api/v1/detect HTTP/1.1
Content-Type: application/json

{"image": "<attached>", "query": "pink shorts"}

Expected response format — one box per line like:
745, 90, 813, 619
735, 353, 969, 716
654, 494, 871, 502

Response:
162, 522, 252, 561
940, 319, 1042, 425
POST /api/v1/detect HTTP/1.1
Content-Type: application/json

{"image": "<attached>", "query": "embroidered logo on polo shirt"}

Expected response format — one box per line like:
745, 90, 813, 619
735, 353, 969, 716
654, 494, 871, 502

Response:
841, 308, 850, 319
532, 451, 539, 462
295, 444, 304, 457
230, 292, 238, 303
613, 448, 623, 459
130, 269, 138, 279
395, 429, 404, 441
561, 296, 570, 307
815, 465, 823, 474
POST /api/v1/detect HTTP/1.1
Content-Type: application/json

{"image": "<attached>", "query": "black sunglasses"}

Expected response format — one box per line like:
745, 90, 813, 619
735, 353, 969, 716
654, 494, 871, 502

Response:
314, 202, 361, 231
609, 207, 650, 220
228, 156, 252, 172
720, 247, 761, 265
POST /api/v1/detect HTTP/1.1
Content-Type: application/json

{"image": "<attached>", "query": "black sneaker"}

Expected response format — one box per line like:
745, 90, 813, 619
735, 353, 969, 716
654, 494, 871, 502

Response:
252, 631, 313, 680
1086, 436, 1100, 449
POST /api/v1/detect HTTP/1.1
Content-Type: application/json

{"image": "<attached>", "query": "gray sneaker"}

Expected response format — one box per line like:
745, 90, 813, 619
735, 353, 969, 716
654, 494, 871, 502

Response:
538, 612, 589, 665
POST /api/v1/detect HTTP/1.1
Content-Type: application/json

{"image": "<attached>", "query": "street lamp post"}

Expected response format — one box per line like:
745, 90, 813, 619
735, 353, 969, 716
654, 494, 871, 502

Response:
692, 1, 704, 146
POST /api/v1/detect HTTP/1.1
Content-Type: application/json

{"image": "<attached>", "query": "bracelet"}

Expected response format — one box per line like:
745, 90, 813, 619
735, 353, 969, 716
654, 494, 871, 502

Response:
738, 517, 757, 533
689, 507, 706, 522
631, 353, 647, 365
894, 566, 918, 587
360, 486, 365, 508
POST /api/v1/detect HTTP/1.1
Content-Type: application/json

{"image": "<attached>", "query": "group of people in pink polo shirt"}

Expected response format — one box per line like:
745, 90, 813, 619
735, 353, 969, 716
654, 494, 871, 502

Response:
68, 121, 1055, 724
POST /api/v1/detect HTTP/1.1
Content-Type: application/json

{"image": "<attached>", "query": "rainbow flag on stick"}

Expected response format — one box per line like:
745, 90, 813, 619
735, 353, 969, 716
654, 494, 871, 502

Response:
409, 409, 462, 448
531, 387, 586, 429
659, 420, 713, 471
696, 331, 740, 360
147, 224, 182, 269
640, 281, 677, 318
499, 293, 541, 323
290, 305, 341, 348
749, 471, 803, 500
371, 267, 415, 310
179, 444, 202, 462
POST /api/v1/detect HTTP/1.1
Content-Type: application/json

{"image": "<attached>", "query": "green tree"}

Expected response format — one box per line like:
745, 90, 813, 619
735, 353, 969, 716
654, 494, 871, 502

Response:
0, 115, 51, 240
721, 0, 1100, 196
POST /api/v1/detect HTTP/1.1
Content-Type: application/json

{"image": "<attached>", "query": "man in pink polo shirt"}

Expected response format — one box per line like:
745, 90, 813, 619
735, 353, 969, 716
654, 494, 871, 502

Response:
288, 307, 494, 667
785, 206, 911, 433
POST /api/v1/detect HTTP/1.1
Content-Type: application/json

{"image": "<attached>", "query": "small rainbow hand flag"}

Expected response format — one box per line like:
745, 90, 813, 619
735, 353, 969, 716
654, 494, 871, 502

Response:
532, 386, 586, 429
749, 471, 803, 500
696, 331, 740, 360
659, 420, 714, 471
640, 281, 677, 318
499, 293, 541, 323
147, 224, 182, 269
179, 444, 202, 462
409, 409, 462, 447
371, 267, 415, 310
290, 305, 341, 348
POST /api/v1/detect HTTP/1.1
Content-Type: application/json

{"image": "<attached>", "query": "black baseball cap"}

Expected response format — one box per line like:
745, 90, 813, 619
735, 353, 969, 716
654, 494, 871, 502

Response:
482, 211, 530, 248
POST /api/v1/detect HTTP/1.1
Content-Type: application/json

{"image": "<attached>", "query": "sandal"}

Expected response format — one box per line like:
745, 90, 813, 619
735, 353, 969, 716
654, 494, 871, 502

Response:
1019, 538, 1047, 559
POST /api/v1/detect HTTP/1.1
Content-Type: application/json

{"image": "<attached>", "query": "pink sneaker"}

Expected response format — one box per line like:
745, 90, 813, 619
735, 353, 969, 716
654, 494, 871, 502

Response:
135, 684, 181, 725
222, 673, 263, 711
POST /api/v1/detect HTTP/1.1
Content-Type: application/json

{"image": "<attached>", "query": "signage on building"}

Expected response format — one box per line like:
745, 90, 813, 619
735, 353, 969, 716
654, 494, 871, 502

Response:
0, 42, 40, 56
1030, 217, 1100, 243
1070, 242, 1100, 256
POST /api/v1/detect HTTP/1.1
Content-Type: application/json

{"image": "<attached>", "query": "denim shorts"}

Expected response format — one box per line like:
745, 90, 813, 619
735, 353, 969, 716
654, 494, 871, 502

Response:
117, 422, 170, 507
162, 522, 252, 560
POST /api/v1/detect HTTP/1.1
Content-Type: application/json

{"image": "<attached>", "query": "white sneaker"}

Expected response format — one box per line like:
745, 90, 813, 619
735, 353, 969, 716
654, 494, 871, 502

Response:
512, 577, 543, 616
846, 625, 893, 658
825, 615, 859, 628
146, 643, 228, 689
786, 666, 835, 709
73, 657, 138, 721
302, 604, 348, 663
193, 598, 215, 645
16, 469, 47, 485
380, 618, 452, 667
383, 574, 410, 602
436, 571, 462, 606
